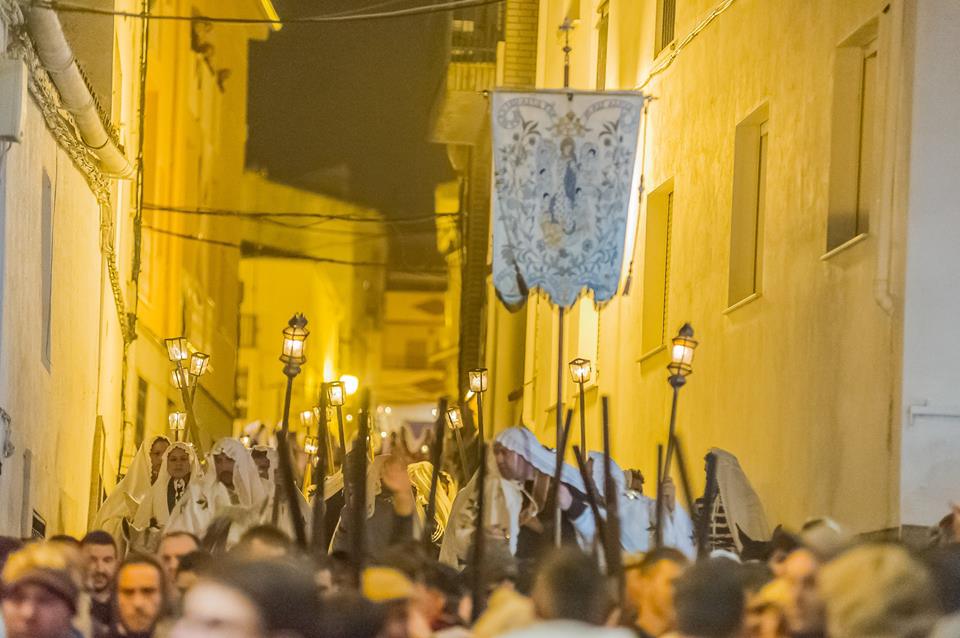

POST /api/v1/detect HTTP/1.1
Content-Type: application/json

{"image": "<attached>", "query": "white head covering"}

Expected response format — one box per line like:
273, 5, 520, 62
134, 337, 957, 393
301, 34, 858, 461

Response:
494, 427, 585, 492
587, 451, 652, 553
440, 445, 523, 569
710, 447, 770, 550
132, 442, 202, 529
206, 438, 269, 509
93, 435, 170, 533
251, 445, 279, 484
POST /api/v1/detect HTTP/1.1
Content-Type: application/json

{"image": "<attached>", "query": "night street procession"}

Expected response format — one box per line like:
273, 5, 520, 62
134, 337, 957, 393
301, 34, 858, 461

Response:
1, 0, 959, 637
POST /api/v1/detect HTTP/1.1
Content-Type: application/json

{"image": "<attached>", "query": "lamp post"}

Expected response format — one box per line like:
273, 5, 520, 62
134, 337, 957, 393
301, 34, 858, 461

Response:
168, 411, 186, 442
274, 314, 309, 547
468, 368, 488, 453
164, 337, 207, 458
568, 358, 592, 454
655, 323, 698, 546
327, 380, 350, 509
446, 405, 469, 479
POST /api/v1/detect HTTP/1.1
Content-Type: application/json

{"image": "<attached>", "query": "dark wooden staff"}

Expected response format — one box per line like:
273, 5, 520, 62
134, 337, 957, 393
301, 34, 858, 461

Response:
311, 387, 329, 559
696, 451, 719, 560
469, 442, 488, 622
654, 444, 664, 547
545, 409, 574, 546
670, 434, 699, 556
423, 397, 448, 551
349, 390, 371, 583
600, 396, 623, 602
572, 445, 609, 564
276, 432, 307, 548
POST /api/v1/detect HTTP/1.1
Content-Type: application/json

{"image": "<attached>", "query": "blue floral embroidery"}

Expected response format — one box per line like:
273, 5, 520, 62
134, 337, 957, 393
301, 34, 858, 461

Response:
492, 92, 644, 309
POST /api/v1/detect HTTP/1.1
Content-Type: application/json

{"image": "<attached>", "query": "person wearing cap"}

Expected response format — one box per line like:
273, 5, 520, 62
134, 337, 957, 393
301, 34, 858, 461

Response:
1, 542, 82, 638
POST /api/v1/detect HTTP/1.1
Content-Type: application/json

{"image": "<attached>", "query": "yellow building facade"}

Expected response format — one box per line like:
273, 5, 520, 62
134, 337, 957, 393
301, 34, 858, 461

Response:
478, 0, 960, 537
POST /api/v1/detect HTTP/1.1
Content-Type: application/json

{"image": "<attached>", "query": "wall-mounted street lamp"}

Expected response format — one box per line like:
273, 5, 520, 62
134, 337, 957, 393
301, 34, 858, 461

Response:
168, 411, 186, 442
468, 368, 488, 455
446, 405, 469, 479
568, 357, 592, 453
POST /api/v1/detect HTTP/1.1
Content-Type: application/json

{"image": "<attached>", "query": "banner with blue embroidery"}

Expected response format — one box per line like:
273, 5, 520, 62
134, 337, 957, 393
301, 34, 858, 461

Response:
491, 90, 644, 310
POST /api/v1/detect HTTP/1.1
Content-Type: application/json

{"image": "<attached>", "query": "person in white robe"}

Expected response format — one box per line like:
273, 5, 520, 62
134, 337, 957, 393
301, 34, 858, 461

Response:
439, 445, 523, 570
494, 427, 597, 551
129, 442, 203, 552
252, 445, 313, 539
702, 447, 770, 554
165, 437, 269, 546
587, 451, 695, 559
92, 435, 170, 547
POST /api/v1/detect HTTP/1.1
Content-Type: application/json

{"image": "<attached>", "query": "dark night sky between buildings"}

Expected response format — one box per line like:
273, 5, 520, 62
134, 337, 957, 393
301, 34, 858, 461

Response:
246, 0, 455, 272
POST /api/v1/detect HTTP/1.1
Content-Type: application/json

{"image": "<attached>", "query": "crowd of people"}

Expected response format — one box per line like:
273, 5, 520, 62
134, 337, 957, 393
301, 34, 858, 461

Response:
2, 425, 959, 638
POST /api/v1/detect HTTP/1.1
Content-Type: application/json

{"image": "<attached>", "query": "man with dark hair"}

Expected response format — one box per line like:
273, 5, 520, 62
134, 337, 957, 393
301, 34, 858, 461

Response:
108, 554, 166, 638
673, 559, 744, 638
233, 524, 291, 560
156, 531, 199, 599
81, 530, 119, 626
173, 550, 213, 601
625, 547, 690, 638
503, 548, 630, 636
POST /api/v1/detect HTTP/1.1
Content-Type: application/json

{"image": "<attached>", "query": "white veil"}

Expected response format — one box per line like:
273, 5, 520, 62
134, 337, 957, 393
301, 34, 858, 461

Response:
131, 442, 202, 530
92, 435, 170, 537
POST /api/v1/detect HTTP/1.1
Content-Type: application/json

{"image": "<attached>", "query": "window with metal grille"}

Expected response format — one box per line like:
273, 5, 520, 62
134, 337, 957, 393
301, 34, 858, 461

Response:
656, 0, 676, 57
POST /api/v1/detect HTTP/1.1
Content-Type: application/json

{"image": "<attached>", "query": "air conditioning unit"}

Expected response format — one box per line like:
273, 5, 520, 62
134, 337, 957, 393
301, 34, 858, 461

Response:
0, 58, 28, 143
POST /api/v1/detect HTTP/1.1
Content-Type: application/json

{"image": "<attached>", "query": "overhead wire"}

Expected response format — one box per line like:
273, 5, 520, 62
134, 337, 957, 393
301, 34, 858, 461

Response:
143, 202, 457, 224
29, 0, 505, 24
142, 224, 447, 274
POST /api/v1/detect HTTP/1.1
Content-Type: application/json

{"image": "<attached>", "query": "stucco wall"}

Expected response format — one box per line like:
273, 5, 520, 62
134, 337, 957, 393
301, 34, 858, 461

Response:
496, 0, 923, 533
0, 99, 104, 536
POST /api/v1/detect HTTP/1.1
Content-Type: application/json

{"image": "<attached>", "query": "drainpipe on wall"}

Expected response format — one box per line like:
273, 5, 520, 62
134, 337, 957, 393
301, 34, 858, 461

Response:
22, 5, 135, 179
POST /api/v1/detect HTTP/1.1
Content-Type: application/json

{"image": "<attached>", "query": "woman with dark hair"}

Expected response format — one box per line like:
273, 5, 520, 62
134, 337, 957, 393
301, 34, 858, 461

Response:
170, 558, 323, 638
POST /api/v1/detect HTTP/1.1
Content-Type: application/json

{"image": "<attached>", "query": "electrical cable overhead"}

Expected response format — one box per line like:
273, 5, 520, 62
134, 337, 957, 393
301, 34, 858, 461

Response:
143, 203, 457, 224
30, 0, 505, 24
142, 224, 446, 274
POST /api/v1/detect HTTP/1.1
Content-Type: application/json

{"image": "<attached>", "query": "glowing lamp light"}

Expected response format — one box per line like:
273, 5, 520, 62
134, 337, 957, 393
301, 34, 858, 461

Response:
339, 374, 359, 396
171, 368, 195, 390
300, 409, 316, 428
420, 444, 429, 454
188, 351, 210, 378
446, 406, 463, 430
239, 435, 252, 448
380, 431, 387, 439
303, 435, 319, 456
345, 414, 354, 423
468, 368, 488, 393
667, 323, 698, 379
568, 358, 592, 384
164, 337, 189, 362
168, 411, 186, 437
384, 406, 392, 415
327, 382, 345, 407
279, 314, 309, 367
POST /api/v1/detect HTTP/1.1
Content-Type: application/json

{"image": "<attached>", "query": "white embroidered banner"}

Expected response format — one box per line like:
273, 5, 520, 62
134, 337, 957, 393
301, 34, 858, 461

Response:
491, 90, 644, 309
